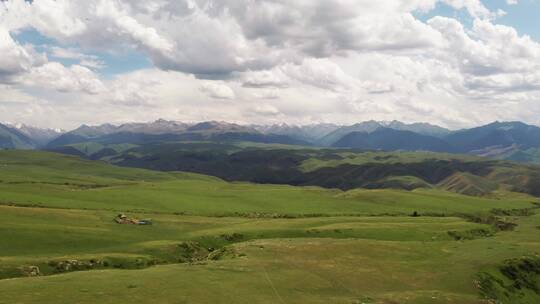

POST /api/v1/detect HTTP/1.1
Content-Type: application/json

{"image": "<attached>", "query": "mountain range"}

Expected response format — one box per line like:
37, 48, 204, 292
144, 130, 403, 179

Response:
3, 119, 540, 165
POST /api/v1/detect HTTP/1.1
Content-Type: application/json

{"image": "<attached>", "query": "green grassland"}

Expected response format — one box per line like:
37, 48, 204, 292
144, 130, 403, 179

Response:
0, 151, 535, 216
299, 151, 483, 172
0, 206, 539, 304
0, 150, 539, 303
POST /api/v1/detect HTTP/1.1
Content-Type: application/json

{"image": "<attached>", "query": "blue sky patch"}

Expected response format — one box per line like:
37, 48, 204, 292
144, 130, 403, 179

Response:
415, 0, 540, 41
13, 28, 153, 78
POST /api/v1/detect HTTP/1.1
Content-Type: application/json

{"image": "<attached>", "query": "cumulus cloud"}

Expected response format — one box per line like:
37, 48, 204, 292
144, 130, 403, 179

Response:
0, 0, 459, 76
0, 0, 86, 37
220, 1, 445, 56
0, 29, 104, 95
428, 17, 540, 96
0, 15, 104, 95
0, 26, 46, 82
94, 0, 174, 53
279, 58, 358, 92
25, 63, 106, 94
199, 82, 236, 100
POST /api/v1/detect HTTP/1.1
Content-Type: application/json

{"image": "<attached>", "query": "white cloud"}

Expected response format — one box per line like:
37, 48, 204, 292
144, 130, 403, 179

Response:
428, 17, 540, 96
0, 25, 104, 95
0, 26, 46, 82
221, 1, 445, 57
251, 89, 280, 100
48, 46, 87, 60
200, 82, 236, 100
242, 70, 289, 89
25, 63, 106, 94
1, 0, 87, 37
48, 46, 106, 69
252, 104, 281, 116
441, 0, 499, 19
1, 0, 540, 129
279, 58, 357, 92
94, 0, 174, 53
0, 0, 453, 76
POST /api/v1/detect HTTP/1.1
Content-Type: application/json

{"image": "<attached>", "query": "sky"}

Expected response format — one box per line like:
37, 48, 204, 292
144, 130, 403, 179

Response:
1, 0, 540, 130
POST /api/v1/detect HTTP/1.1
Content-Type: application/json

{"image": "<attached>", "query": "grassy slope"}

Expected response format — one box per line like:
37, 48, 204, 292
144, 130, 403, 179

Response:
299, 151, 482, 172
0, 205, 483, 264
0, 151, 535, 216
438, 172, 499, 196
67, 142, 139, 156
0, 150, 539, 303
0, 206, 538, 304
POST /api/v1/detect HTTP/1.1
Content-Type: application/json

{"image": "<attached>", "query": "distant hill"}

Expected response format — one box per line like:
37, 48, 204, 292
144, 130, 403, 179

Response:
67, 123, 118, 138
445, 121, 540, 153
502, 148, 540, 164
318, 120, 450, 146
332, 128, 453, 152
382, 120, 451, 137
326, 121, 540, 164
77, 142, 540, 197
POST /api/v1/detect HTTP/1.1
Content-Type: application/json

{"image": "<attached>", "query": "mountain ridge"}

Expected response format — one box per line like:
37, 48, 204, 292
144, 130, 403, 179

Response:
0, 123, 36, 149
332, 128, 454, 152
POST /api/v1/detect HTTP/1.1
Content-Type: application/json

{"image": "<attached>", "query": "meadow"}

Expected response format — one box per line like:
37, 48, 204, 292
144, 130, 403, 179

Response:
0, 150, 539, 303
